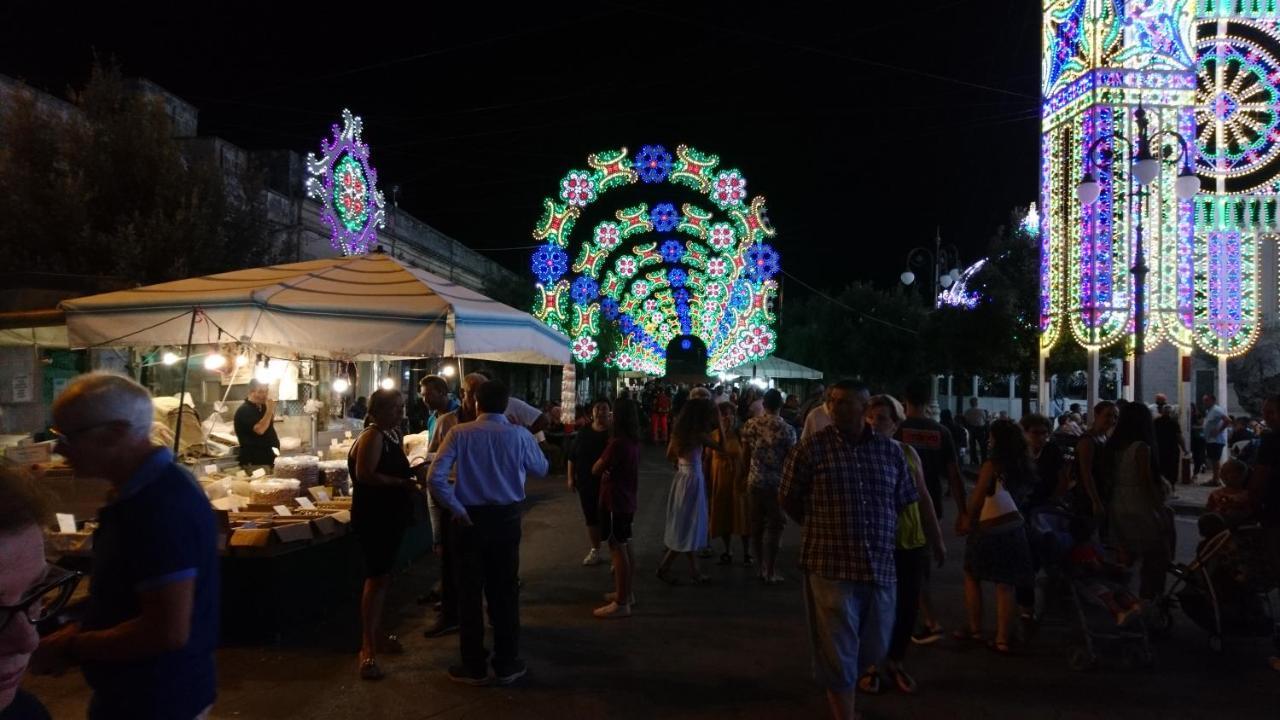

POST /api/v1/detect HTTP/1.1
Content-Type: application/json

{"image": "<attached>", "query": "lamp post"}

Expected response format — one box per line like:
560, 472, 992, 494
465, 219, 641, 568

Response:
1076, 105, 1200, 405
900, 227, 961, 308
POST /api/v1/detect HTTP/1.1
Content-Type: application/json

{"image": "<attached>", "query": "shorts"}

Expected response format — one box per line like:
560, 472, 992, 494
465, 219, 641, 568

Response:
576, 476, 601, 526
600, 511, 633, 544
802, 573, 896, 690
1206, 443, 1226, 465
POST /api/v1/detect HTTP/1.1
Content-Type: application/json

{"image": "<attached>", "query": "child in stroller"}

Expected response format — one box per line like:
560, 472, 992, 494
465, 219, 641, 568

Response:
1068, 516, 1143, 626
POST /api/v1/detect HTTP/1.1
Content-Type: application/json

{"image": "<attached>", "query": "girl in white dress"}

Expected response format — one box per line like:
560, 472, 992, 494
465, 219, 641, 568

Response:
657, 398, 720, 583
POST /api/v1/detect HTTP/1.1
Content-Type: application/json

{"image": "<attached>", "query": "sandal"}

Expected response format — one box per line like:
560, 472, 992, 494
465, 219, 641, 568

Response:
359, 657, 384, 681
717, 552, 733, 566
987, 640, 1014, 655
856, 669, 882, 695
952, 628, 983, 643
379, 634, 404, 655
888, 664, 917, 694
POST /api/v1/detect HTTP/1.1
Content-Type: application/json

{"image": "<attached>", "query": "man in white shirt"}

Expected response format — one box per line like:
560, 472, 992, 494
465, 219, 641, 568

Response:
426, 380, 548, 687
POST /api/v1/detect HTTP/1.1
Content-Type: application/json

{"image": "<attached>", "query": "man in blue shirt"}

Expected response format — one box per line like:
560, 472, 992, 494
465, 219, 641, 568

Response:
426, 380, 548, 686
33, 373, 219, 720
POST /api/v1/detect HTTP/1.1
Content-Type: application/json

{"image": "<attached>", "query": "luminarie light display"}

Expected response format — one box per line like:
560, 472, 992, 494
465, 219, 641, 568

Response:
530, 144, 780, 374
307, 109, 386, 255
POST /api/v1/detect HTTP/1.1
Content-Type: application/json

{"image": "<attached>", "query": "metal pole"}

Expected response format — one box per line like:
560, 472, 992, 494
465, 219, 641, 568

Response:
1087, 347, 1100, 418
1218, 355, 1229, 414
172, 308, 199, 454
1132, 191, 1149, 405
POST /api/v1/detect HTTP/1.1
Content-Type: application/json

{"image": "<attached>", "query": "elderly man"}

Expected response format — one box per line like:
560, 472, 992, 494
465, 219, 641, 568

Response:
427, 380, 548, 687
33, 373, 219, 720
233, 379, 278, 469
780, 380, 918, 720
2, 467, 80, 720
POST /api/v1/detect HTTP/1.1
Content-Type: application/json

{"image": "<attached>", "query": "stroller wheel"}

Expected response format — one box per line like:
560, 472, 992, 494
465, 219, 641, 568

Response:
1208, 635, 1223, 653
1148, 604, 1175, 639
1068, 646, 1097, 672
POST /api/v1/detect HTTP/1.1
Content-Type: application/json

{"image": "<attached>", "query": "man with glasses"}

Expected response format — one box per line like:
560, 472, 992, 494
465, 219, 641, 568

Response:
31, 373, 219, 720
1, 467, 79, 720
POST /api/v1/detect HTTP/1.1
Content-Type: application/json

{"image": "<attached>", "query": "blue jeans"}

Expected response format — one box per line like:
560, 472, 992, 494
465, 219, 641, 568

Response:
803, 573, 896, 690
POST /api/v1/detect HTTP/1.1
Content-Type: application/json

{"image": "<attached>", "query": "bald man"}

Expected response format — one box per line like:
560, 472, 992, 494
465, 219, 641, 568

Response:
32, 373, 219, 720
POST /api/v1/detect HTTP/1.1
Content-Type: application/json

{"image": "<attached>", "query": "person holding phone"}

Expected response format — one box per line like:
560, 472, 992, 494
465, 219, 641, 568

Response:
234, 379, 279, 470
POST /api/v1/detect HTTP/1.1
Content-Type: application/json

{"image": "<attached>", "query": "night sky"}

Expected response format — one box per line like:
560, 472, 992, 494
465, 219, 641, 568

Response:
2, 1, 1041, 293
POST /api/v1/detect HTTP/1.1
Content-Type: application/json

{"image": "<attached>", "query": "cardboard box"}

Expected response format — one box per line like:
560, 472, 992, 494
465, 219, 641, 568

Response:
229, 527, 272, 547
269, 519, 313, 544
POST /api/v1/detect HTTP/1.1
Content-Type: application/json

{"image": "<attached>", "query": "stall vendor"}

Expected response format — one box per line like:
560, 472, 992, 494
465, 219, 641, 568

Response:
234, 379, 279, 469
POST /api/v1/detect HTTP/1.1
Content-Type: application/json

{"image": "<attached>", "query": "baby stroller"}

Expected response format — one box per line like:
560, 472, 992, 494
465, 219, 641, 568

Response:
1152, 524, 1280, 653
1027, 503, 1154, 671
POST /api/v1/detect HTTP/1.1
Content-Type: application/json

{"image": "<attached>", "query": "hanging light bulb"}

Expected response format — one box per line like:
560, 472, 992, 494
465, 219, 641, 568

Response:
441, 365, 456, 378
234, 354, 249, 367
162, 351, 180, 366
203, 353, 227, 371
380, 378, 396, 391
332, 378, 350, 394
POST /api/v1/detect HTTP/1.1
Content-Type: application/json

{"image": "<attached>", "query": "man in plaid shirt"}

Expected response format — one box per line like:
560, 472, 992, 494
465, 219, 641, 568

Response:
780, 380, 917, 720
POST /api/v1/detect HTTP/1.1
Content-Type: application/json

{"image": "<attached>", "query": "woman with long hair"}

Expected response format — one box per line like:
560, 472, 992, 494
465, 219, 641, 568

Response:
957, 419, 1036, 654
656, 397, 720, 583
592, 398, 643, 618
348, 389, 419, 680
1107, 402, 1171, 598
708, 401, 751, 565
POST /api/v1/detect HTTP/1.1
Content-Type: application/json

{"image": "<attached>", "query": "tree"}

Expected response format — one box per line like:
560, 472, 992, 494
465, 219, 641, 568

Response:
0, 59, 278, 285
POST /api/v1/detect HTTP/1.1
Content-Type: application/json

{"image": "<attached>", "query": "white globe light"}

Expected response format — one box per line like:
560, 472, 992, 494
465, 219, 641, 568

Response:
441, 365, 456, 378
203, 354, 227, 371
380, 378, 395, 391
332, 378, 350, 394
162, 351, 180, 366
234, 354, 249, 367
1175, 172, 1201, 200
939, 274, 955, 289
1076, 178, 1102, 204
900, 271, 916, 286
1133, 157, 1160, 186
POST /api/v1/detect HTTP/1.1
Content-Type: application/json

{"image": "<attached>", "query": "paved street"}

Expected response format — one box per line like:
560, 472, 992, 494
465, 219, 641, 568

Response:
25, 446, 1280, 719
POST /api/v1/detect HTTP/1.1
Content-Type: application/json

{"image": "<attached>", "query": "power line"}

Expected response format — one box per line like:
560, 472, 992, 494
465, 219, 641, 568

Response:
781, 270, 918, 335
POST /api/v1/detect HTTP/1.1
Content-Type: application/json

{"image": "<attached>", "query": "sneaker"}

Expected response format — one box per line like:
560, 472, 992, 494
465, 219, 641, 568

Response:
447, 664, 490, 686
911, 625, 944, 645
493, 659, 528, 685
603, 591, 637, 606
423, 617, 459, 638
593, 601, 631, 619
582, 548, 602, 566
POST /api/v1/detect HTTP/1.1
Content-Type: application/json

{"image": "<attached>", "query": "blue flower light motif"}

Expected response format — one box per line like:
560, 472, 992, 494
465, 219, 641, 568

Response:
531, 243, 569, 285
729, 280, 751, 310
744, 243, 780, 282
635, 144, 672, 184
600, 297, 620, 321
650, 203, 680, 232
660, 239, 685, 264
674, 288, 690, 304
619, 315, 637, 335
680, 338, 692, 351
571, 277, 599, 306
668, 267, 688, 287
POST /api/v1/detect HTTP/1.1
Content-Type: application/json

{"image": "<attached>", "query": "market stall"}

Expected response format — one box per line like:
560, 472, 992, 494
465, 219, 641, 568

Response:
724, 355, 823, 398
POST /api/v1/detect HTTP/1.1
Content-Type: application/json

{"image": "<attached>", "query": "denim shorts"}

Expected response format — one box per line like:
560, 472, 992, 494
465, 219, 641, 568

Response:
803, 573, 896, 690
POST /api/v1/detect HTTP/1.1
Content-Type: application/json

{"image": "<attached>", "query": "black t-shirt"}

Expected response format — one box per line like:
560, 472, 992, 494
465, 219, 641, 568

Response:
234, 400, 279, 466
569, 427, 611, 487
895, 417, 958, 497
1032, 442, 1065, 505
1255, 432, 1280, 527
0, 690, 50, 720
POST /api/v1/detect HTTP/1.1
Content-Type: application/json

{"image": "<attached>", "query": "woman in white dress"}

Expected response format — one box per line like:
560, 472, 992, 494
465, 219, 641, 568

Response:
657, 398, 720, 583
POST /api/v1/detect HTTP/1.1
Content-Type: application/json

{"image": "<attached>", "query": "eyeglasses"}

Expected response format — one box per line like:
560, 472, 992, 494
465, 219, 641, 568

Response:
50, 420, 128, 448
0, 565, 82, 633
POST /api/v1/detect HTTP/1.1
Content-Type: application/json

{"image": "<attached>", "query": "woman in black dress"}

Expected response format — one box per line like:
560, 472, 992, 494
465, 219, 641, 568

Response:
349, 388, 420, 680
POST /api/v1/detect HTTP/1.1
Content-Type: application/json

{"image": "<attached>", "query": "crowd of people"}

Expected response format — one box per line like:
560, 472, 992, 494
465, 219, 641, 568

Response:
5, 370, 1280, 720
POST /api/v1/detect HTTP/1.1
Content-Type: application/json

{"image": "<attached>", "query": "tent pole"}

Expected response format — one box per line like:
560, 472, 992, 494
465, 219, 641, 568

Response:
172, 308, 199, 455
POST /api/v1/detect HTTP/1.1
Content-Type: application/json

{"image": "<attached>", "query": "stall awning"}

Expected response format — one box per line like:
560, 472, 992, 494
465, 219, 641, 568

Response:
59, 252, 569, 365
725, 355, 823, 380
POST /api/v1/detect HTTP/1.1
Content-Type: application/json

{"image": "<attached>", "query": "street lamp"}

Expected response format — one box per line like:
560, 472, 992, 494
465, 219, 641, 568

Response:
900, 228, 961, 308
1076, 105, 1200, 404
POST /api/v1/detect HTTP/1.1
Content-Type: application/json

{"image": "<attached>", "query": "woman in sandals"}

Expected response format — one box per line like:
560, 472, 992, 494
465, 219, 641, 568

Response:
708, 401, 751, 566
858, 395, 947, 695
349, 389, 423, 679
656, 398, 720, 583
956, 419, 1035, 654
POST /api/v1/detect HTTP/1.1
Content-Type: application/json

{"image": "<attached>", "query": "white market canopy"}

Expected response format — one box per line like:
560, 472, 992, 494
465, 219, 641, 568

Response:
725, 355, 823, 381
59, 252, 570, 365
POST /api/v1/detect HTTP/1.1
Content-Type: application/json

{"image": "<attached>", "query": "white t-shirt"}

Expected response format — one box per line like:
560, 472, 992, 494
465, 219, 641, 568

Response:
801, 404, 831, 441
505, 397, 546, 441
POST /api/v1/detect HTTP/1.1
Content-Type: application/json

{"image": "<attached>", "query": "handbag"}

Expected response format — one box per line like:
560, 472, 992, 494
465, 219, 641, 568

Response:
978, 477, 1023, 530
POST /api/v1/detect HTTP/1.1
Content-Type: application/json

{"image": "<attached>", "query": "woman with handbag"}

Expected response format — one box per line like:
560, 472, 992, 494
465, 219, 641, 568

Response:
1106, 402, 1171, 599
956, 419, 1036, 654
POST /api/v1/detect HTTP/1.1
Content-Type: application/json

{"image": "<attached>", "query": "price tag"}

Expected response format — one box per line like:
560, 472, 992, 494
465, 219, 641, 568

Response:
344, 431, 353, 439
296, 497, 316, 510
309, 487, 331, 502
56, 513, 77, 534
251, 468, 267, 478
331, 438, 339, 447
204, 464, 218, 476
236, 470, 248, 478
273, 505, 292, 516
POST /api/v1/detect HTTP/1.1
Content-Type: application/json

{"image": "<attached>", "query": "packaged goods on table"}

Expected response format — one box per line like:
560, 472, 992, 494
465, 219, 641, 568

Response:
316, 460, 351, 495
248, 478, 300, 506
273, 455, 320, 488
